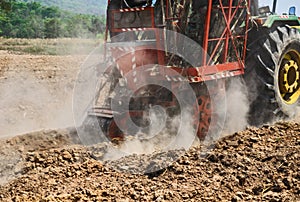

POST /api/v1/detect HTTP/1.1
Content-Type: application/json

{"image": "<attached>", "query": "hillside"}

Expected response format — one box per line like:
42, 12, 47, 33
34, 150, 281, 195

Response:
20, 0, 107, 15
0, 1, 106, 38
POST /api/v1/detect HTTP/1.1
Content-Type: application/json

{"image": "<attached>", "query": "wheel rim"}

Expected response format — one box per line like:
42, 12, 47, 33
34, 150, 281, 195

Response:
278, 49, 300, 105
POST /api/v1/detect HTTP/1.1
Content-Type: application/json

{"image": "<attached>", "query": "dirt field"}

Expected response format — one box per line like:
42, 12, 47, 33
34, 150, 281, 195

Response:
0, 44, 299, 201
0, 49, 85, 137
0, 122, 299, 201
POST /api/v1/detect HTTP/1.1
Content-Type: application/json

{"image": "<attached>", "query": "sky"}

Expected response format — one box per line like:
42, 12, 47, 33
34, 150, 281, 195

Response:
259, 0, 300, 16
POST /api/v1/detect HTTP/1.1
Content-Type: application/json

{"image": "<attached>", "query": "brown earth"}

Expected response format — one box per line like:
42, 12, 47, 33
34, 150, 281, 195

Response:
0, 122, 299, 201
0, 50, 87, 137
0, 49, 299, 201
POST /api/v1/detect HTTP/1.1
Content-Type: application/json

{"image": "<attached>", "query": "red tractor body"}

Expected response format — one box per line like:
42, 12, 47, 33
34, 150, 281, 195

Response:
80, 0, 300, 142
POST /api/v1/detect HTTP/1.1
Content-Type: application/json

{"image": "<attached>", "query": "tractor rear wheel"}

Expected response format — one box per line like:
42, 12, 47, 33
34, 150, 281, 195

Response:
245, 25, 300, 125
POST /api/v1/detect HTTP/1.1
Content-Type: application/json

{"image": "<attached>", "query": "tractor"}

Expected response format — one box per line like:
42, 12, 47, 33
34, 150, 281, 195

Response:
76, 0, 300, 145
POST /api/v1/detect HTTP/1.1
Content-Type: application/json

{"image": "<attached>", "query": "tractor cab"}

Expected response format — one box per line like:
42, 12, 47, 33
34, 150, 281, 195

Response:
254, 0, 300, 28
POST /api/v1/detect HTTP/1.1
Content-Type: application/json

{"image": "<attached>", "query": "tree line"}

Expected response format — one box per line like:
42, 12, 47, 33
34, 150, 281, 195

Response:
0, 0, 106, 38
20, 0, 107, 15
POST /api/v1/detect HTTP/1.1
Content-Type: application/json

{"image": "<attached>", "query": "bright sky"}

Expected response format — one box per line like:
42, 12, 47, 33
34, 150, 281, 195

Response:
259, 0, 300, 16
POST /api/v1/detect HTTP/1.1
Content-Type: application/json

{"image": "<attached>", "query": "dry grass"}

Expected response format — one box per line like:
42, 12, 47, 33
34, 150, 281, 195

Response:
0, 38, 102, 55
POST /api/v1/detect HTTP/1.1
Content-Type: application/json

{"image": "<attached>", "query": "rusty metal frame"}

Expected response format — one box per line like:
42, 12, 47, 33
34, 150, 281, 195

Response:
105, 1, 165, 64
110, 7, 155, 32
105, 0, 251, 82
201, 0, 251, 74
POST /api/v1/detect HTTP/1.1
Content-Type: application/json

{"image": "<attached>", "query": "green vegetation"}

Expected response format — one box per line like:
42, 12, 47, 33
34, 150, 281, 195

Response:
0, 0, 106, 38
20, 0, 107, 15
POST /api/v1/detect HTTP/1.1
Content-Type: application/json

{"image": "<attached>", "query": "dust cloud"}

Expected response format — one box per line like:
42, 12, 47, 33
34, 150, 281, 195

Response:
101, 77, 251, 163
102, 108, 196, 162
0, 70, 74, 138
222, 77, 249, 136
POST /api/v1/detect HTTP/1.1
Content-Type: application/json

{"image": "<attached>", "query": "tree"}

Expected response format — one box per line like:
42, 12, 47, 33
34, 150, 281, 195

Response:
44, 17, 61, 38
0, 0, 106, 38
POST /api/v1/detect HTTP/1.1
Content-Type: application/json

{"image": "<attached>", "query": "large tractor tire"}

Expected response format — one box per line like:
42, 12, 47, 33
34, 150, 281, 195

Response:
245, 25, 300, 126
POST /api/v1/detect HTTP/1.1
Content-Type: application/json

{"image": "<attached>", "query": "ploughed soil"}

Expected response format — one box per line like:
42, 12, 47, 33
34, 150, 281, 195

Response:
0, 122, 299, 201
0, 46, 299, 201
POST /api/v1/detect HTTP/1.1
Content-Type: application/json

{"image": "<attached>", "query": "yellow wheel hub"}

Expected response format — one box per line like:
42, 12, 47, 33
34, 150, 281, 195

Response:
279, 49, 300, 105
